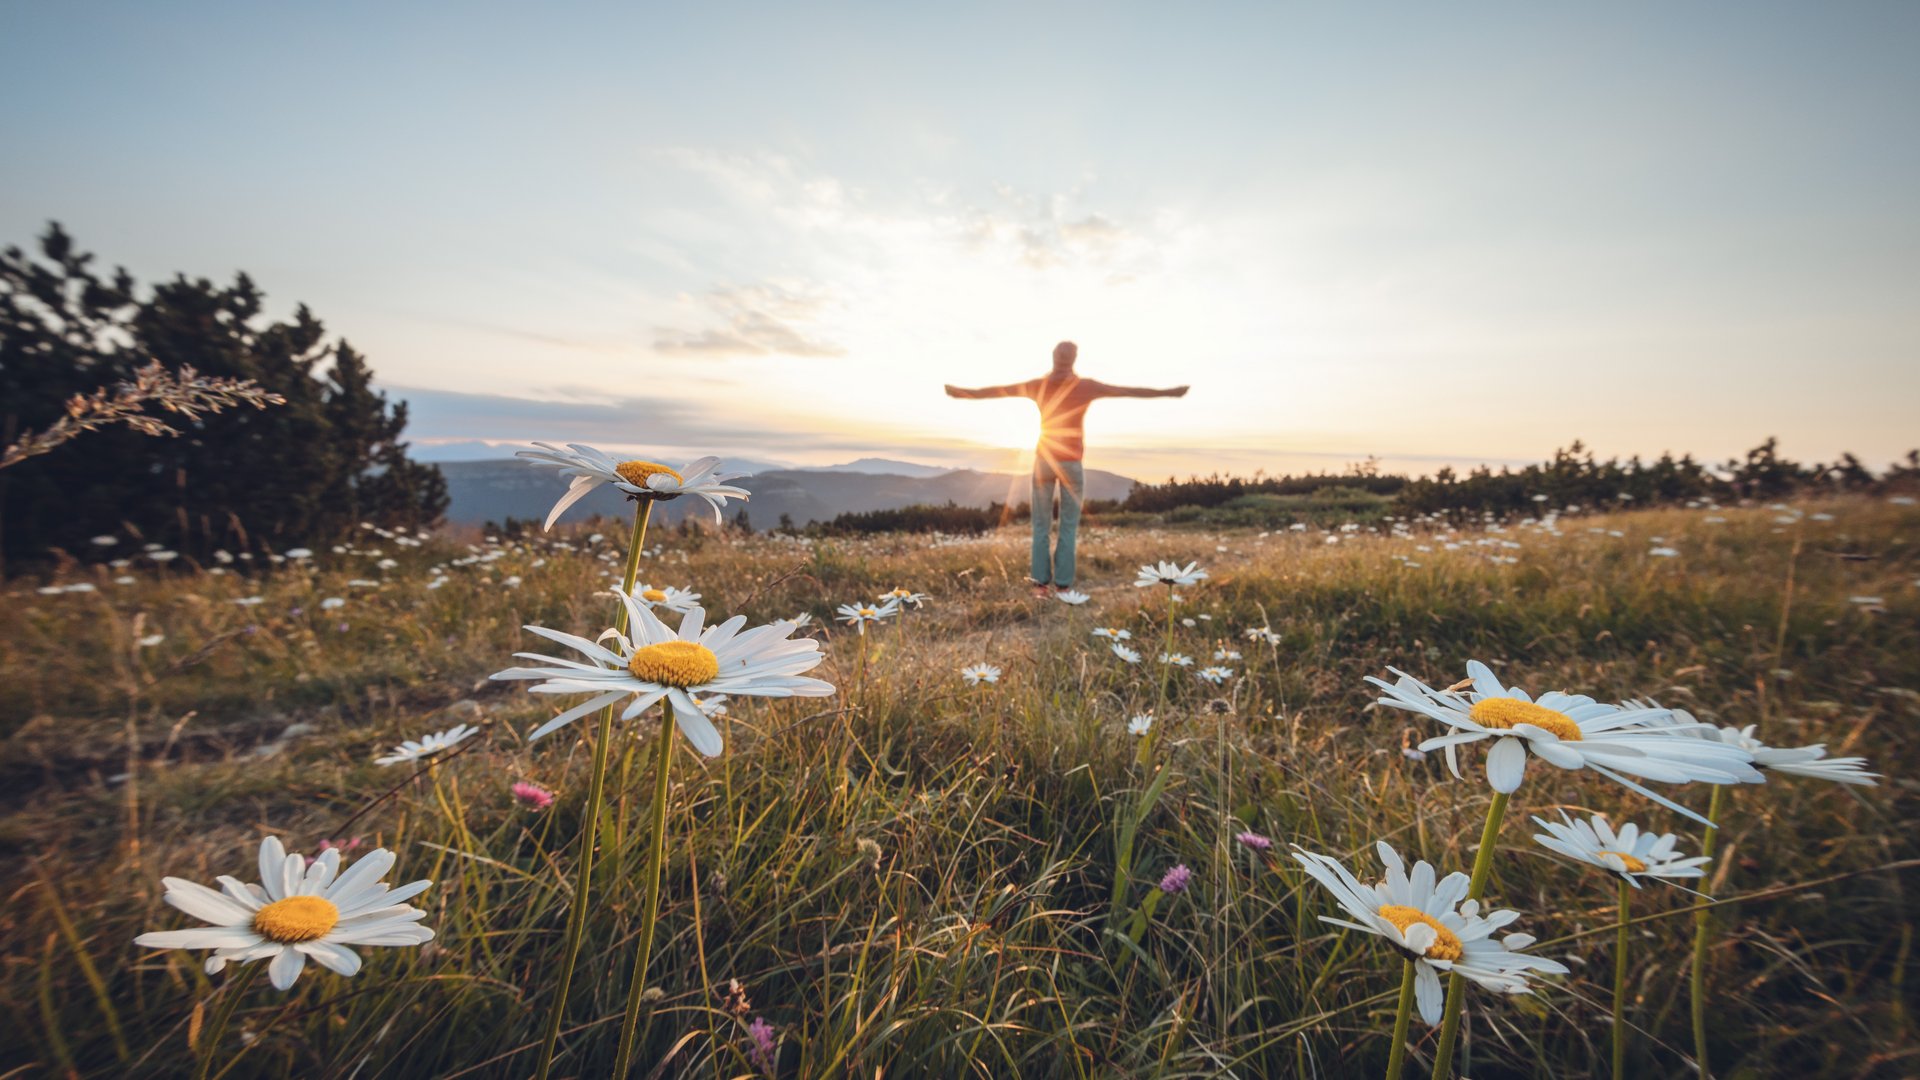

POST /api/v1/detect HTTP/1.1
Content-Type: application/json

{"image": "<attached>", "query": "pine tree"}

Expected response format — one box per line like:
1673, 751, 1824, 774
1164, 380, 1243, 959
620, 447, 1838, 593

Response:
0, 223, 446, 565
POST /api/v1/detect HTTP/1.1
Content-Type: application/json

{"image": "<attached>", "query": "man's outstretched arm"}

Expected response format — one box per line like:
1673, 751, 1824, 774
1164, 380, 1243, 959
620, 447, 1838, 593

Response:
1091, 381, 1189, 399
945, 381, 1030, 400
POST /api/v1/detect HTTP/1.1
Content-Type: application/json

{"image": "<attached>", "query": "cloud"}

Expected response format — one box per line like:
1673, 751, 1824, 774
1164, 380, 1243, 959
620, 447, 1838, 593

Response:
653, 280, 846, 357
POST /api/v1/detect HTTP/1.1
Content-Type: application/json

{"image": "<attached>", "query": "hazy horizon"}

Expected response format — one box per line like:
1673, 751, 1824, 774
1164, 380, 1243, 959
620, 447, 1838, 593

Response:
4, 2, 1915, 479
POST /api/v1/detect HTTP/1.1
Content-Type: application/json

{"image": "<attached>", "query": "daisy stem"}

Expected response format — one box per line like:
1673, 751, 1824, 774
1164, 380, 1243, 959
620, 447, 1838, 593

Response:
613, 705, 678, 1077
192, 962, 260, 1080
1690, 782, 1726, 1080
1613, 877, 1631, 1080
1428, 789, 1509, 1079
1386, 956, 1417, 1080
533, 500, 651, 1080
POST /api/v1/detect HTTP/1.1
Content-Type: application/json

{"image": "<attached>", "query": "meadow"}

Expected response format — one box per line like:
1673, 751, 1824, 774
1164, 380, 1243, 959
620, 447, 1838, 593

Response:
2, 495, 1914, 1078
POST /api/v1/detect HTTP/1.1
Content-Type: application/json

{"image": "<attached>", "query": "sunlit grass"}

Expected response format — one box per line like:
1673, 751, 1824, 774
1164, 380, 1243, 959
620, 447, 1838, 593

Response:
2, 497, 1914, 1076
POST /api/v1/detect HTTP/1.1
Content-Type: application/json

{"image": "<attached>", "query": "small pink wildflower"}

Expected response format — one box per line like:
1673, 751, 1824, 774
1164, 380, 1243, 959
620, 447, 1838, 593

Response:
1235, 831, 1272, 852
512, 781, 555, 810
1159, 863, 1192, 894
747, 1016, 777, 1074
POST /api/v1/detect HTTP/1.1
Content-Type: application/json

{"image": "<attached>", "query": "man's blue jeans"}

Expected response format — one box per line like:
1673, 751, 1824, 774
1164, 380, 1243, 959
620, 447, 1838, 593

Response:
1030, 458, 1084, 587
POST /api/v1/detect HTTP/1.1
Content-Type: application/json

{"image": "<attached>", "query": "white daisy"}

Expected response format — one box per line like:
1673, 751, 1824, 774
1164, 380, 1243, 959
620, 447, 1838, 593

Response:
1292, 841, 1567, 1025
1196, 665, 1234, 684
1112, 643, 1142, 664
835, 599, 899, 635
632, 584, 702, 613
1214, 649, 1242, 661
1531, 811, 1709, 887
1092, 627, 1132, 641
880, 588, 929, 609
1369, 660, 1760, 824
133, 837, 434, 990
960, 663, 1002, 686
1135, 560, 1207, 588
492, 594, 834, 755
374, 723, 479, 766
517, 443, 749, 529
1160, 652, 1194, 667
1666, 715, 1879, 786
1128, 714, 1154, 737
1055, 589, 1090, 605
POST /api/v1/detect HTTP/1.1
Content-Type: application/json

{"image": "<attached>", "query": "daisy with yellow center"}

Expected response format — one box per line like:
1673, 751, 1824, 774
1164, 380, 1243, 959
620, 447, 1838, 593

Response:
491, 590, 834, 756
134, 837, 434, 991
517, 443, 749, 530
1531, 811, 1709, 888
1368, 660, 1759, 825
835, 598, 899, 635
630, 583, 702, 614
1531, 812, 1708, 1080
1292, 840, 1566, 1031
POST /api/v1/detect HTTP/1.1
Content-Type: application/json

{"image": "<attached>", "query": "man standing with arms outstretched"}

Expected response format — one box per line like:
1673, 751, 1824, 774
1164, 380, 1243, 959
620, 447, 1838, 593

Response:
947, 341, 1189, 597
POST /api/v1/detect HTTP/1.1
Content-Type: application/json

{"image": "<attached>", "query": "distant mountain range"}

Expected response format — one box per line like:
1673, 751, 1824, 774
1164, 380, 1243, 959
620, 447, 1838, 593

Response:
436, 458, 1137, 529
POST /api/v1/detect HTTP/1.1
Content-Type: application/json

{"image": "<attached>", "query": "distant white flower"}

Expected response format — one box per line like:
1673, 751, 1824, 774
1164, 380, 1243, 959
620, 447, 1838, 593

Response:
493, 596, 833, 753
1112, 643, 1142, 664
149, 551, 179, 563
634, 584, 702, 613
374, 724, 479, 766
232, 596, 264, 606
134, 837, 433, 990
285, 548, 313, 560
138, 634, 166, 647
1134, 561, 1207, 588
1292, 841, 1567, 1026
1369, 660, 1760, 824
1848, 596, 1883, 606
1531, 812, 1709, 888
1055, 589, 1090, 605
835, 599, 900, 635
65, 582, 97, 593
114, 576, 136, 585
1092, 627, 1132, 641
36, 585, 62, 595
1128, 714, 1154, 737
782, 612, 814, 629
517, 443, 749, 529
320, 597, 346, 610
1668, 717, 1878, 786
1180, 617, 1197, 627
90, 535, 117, 546
1160, 652, 1193, 667
1214, 649, 1241, 661
1649, 547, 1679, 558
880, 588, 929, 608
1244, 626, 1281, 646
960, 663, 1002, 686
1196, 666, 1234, 684
347, 579, 379, 588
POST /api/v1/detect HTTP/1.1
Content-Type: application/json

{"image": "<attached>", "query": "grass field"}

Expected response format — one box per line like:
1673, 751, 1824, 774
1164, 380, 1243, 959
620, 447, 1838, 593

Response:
2, 496, 1915, 1078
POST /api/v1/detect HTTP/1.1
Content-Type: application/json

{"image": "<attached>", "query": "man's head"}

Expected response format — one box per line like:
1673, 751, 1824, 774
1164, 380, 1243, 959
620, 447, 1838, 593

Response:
1052, 340, 1078, 372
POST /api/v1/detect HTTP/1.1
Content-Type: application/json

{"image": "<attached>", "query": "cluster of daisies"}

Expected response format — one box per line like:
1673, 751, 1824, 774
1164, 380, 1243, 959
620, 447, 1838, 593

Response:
1283, 657, 1877, 1056
132, 447, 832, 1019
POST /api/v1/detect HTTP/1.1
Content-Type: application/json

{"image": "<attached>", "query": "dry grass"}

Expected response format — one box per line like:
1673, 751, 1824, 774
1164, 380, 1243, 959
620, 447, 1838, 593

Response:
2, 497, 1915, 1077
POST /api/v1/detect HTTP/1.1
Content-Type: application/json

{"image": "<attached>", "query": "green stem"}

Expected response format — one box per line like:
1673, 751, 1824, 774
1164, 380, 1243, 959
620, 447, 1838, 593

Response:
192, 963, 261, 1080
1613, 877, 1632, 1080
1690, 783, 1726, 1080
534, 500, 651, 1080
1386, 957, 1417, 1080
1139, 586, 1176, 766
1429, 789, 1510, 1079
613, 705, 679, 1076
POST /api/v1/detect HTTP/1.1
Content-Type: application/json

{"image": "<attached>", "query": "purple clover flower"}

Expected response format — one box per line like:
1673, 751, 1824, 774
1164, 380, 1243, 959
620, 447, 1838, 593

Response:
1158, 863, 1192, 894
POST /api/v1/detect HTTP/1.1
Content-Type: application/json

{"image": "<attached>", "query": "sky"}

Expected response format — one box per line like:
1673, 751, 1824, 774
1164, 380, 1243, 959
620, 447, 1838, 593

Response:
3, 2, 1916, 480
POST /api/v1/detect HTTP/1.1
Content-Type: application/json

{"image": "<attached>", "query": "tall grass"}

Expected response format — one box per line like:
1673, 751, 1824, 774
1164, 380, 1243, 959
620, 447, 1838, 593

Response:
2, 498, 1914, 1076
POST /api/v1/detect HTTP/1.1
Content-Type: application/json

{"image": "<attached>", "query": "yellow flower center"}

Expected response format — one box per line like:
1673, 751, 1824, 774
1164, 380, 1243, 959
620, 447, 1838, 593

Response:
641, 588, 669, 603
627, 640, 719, 687
1377, 904, 1464, 962
859, 607, 877, 617
252, 895, 340, 944
1468, 697, 1583, 741
1597, 850, 1648, 873
615, 461, 683, 488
